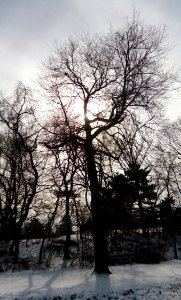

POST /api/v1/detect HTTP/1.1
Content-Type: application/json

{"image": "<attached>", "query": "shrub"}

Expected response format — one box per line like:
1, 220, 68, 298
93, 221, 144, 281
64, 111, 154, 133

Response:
135, 245, 164, 264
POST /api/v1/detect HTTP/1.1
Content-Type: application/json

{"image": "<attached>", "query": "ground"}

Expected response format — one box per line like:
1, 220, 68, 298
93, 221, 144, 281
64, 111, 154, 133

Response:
1, 260, 181, 299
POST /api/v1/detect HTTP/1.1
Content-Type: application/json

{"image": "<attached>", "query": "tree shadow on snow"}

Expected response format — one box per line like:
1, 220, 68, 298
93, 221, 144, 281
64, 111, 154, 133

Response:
95, 273, 111, 296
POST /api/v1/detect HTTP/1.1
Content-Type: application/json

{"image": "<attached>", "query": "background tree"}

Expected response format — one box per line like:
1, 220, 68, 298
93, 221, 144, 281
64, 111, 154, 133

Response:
102, 173, 135, 231
41, 113, 84, 260
50, 144, 79, 261
25, 217, 44, 240
125, 162, 157, 238
0, 83, 39, 263
160, 194, 178, 258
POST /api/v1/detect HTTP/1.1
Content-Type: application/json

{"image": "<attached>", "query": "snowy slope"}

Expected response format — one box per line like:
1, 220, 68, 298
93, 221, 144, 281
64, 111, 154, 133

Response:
1, 260, 181, 299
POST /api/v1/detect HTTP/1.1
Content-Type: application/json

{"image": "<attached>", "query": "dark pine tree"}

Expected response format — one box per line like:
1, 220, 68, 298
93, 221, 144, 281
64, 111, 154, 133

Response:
125, 162, 157, 238
105, 173, 135, 231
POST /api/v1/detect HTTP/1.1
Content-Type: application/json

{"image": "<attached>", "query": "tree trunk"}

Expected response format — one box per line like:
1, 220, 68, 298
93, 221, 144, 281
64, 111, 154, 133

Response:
137, 197, 147, 238
9, 224, 21, 264
12, 227, 21, 264
13, 238, 20, 264
39, 193, 60, 265
64, 193, 71, 260
172, 229, 178, 259
135, 179, 146, 238
38, 235, 46, 265
84, 120, 110, 274
91, 193, 110, 274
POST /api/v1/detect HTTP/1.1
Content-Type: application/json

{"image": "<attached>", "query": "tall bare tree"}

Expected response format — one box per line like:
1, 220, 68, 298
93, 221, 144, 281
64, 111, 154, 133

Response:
40, 15, 177, 273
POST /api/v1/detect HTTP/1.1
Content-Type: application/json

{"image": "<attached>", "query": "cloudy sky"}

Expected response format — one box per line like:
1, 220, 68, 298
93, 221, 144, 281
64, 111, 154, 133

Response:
0, 0, 181, 119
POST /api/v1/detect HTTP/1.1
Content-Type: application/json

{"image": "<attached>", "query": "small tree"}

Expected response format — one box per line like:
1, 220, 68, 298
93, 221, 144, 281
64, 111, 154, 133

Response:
102, 173, 135, 231
160, 194, 178, 258
125, 162, 157, 238
25, 218, 44, 239
47, 140, 79, 260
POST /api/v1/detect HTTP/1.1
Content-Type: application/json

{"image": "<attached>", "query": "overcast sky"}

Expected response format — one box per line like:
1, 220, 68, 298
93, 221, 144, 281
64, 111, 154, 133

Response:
0, 0, 181, 119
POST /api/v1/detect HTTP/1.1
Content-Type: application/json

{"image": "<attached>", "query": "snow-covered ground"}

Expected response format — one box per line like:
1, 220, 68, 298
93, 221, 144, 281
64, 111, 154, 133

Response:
1, 260, 181, 299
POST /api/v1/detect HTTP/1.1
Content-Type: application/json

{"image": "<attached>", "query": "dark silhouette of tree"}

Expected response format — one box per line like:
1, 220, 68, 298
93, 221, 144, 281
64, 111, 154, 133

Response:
40, 15, 176, 273
154, 119, 181, 204
25, 217, 44, 239
102, 174, 135, 231
125, 162, 157, 238
160, 194, 178, 258
45, 130, 80, 260
38, 188, 62, 265
0, 83, 39, 263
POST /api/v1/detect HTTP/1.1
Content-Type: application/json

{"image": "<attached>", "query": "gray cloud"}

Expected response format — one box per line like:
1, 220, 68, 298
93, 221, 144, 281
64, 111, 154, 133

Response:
0, 0, 180, 118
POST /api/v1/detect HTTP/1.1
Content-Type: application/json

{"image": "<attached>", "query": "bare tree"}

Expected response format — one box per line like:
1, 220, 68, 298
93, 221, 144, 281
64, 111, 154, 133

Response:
0, 83, 39, 263
153, 118, 181, 204
50, 143, 79, 260
40, 15, 177, 273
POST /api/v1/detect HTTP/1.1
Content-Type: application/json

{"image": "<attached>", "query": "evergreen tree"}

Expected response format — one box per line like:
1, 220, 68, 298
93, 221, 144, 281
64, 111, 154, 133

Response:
125, 162, 157, 237
160, 195, 178, 258
105, 174, 135, 230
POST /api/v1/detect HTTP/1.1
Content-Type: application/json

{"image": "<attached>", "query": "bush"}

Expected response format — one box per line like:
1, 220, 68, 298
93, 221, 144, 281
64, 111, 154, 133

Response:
0, 242, 9, 257
135, 245, 164, 264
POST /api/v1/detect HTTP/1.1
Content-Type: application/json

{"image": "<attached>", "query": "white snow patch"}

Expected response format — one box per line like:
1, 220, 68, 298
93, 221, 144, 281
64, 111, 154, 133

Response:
1, 260, 181, 299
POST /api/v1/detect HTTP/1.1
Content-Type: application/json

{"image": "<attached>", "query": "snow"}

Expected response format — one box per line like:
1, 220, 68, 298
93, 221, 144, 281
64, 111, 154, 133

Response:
1, 260, 181, 299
